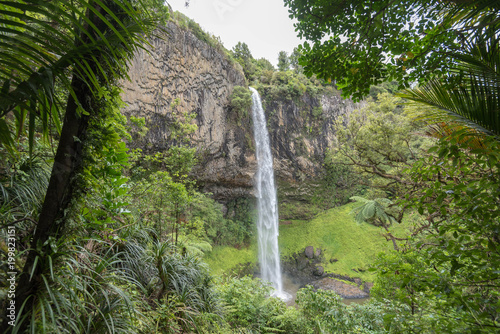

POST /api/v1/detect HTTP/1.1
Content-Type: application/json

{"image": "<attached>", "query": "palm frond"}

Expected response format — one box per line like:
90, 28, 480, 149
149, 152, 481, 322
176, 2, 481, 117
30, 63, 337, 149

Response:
402, 21, 500, 141
350, 196, 396, 226
402, 78, 499, 137
0, 0, 158, 155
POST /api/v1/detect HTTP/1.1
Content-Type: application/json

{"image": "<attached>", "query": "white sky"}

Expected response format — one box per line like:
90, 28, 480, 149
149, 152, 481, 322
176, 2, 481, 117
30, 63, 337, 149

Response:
166, 0, 303, 66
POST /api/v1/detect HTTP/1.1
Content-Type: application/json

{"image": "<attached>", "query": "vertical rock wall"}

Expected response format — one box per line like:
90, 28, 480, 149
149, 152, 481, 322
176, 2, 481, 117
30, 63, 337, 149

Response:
121, 21, 255, 201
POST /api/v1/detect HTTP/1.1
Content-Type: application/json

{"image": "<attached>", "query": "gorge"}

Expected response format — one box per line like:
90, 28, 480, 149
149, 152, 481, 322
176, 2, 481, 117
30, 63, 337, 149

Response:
117, 17, 376, 305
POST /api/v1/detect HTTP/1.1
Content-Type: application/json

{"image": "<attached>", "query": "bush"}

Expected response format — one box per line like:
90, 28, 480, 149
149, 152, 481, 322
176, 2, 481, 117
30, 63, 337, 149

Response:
297, 286, 388, 333
216, 276, 310, 333
229, 86, 252, 121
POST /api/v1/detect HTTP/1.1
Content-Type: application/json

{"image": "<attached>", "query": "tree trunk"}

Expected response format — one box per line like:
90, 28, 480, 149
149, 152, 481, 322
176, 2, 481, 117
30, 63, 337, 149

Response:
1, 4, 103, 331
1, 73, 93, 333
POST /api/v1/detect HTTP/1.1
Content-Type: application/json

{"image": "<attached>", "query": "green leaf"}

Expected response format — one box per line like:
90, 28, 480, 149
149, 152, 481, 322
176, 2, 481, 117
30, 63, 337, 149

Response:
488, 239, 497, 252
0, 118, 15, 155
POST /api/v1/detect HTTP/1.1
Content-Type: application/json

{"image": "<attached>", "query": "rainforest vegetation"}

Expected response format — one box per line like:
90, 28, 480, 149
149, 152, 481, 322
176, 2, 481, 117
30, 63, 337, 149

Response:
0, 0, 499, 333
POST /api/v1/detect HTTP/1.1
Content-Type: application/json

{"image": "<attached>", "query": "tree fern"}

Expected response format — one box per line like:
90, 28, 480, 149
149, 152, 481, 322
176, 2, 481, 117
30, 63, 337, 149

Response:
350, 196, 397, 227
177, 235, 213, 257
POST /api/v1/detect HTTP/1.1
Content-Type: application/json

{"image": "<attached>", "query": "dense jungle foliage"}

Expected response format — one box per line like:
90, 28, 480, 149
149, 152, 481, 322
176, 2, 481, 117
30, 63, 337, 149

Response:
0, 0, 499, 333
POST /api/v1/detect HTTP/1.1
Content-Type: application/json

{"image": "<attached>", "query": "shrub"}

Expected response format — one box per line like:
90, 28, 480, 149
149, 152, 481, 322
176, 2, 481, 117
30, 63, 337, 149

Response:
297, 286, 388, 333
229, 86, 252, 122
216, 277, 310, 333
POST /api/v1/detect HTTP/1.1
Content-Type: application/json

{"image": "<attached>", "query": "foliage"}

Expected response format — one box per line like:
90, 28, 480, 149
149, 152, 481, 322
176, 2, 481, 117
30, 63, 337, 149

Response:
350, 197, 397, 228
223, 197, 255, 247
126, 101, 199, 243
215, 277, 428, 334
128, 101, 198, 180
0, 0, 159, 155
253, 70, 332, 107
289, 47, 303, 74
0, 3, 228, 331
311, 156, 364, 209
397, 136, 500, 331
217, 276, 273, 330
296, 286, 391, 334
368, 82, 400, 101
349, 195, 402, 251
232, 42, 253, 64
190, 192, 226, 244
331, 93, 433, 202
402, 28, 500, 139
0, 146, 51, 231
190, 193, 252, 248
372, 251, 478, 333
104, 229, 220, 333
127, 115, 149, 142
216, 276, 309, 333
228, 40, 334, 107
256, 58, 275, 72
231, 42, 256, 79
284, 0, 500, 100
13, 240, 142, 334
229, 86, 252, 122
0, 93, 138, 332
0, 0, 165, 330
277, 51, 290, 72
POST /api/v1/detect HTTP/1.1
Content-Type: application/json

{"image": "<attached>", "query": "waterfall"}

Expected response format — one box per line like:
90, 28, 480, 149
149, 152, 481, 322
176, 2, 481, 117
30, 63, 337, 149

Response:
250, 87, 289, 300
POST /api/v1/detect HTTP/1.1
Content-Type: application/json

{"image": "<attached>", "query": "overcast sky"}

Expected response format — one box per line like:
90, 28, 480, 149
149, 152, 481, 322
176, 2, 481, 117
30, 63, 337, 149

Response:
166, 0, 303, 66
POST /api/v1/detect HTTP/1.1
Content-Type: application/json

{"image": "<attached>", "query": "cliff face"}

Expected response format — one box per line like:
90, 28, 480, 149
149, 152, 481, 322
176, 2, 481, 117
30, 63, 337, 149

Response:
121, 22, 254, 201
120, 21, 357, 203
261, 92, 357, 181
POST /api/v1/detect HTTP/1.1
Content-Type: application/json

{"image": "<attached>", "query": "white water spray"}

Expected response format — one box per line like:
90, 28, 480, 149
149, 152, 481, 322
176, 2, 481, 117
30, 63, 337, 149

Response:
250, 87, 290, 301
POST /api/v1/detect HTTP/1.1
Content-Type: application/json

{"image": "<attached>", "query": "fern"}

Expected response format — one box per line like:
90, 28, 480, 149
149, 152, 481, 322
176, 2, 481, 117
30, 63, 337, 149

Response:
350, 196, 397, 227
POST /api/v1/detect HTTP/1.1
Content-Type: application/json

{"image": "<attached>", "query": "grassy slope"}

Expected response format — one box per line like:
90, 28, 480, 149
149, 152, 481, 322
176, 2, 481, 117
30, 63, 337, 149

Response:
205, 202, 409, 281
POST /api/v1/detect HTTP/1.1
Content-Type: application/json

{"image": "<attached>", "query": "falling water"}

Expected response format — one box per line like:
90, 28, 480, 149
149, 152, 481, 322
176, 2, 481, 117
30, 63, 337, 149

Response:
250, 87, 290, 301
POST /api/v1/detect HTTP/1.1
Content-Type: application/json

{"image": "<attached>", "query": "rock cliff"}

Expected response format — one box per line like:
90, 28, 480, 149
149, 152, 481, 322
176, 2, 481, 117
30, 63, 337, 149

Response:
121, 21, 254, 201
120, 21, 358, 204
261, 91, 358, 181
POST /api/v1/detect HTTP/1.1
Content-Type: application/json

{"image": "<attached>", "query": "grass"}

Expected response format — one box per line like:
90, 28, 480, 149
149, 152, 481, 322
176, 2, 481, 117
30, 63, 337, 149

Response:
205, 202, 411, 281
278, 202, 409, 280
204, 244, 257, 277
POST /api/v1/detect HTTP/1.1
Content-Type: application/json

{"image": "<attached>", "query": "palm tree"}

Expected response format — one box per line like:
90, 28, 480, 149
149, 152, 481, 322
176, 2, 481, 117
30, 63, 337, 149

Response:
0, 0, 160, 331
